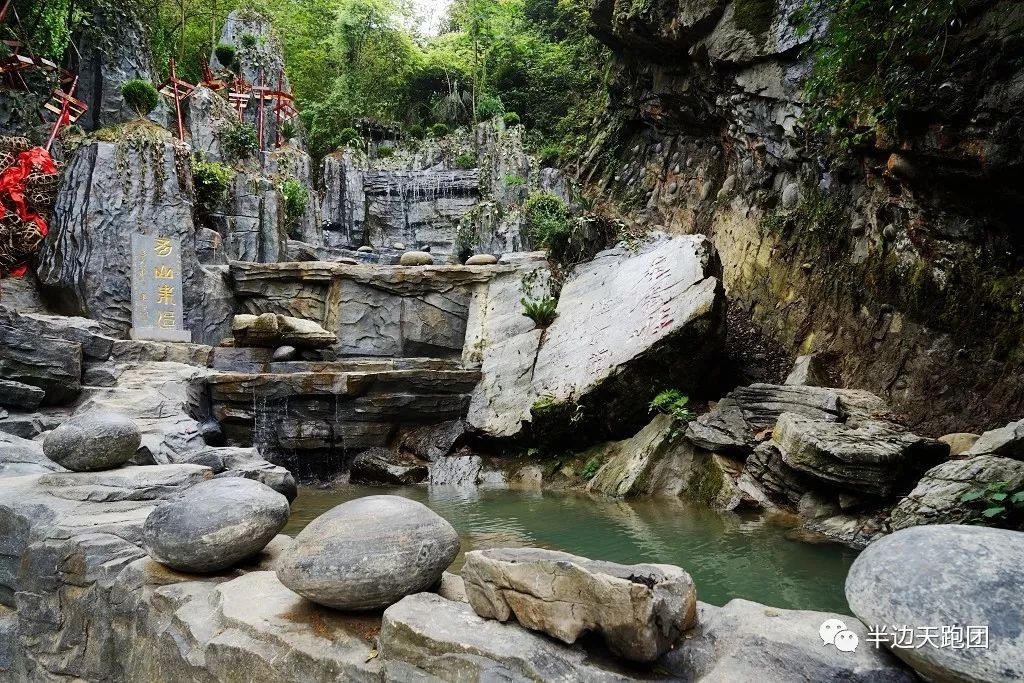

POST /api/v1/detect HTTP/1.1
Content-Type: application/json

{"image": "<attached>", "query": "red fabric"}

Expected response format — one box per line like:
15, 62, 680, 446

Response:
0, 146, 58, 278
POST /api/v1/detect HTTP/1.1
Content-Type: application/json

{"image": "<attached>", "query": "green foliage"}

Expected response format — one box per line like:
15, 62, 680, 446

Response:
337, 127, 361, 147
960, 481, 1024, 530
120, 80, 159, 118
280, 120, 298, 142
455, 152, 477, 170
502, 111, 521, 127
538, 143, 562, 167
521, 295, 558, 327
733, 0, 777, 39
649, 390, 694, 423
524, 191, 571, 261
220, 122, 260, 160
580, 456, 603, 480
240, 33, 258, 49
214, 42, 237, 67
805, 0, 962, 150
281, 178, 308, 234
476, 93, 505, 119
429, 123, 450, 138
377, 145, 395, 158
503, 173, 526, 187
408, 124, 426, 139
190, 155, 235, 218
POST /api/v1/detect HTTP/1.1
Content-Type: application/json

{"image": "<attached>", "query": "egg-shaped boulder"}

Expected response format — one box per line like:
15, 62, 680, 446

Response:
276, 495, 459, 610
43, 410, 141, 471
399, 250, 433, 266
143, 478, 290, 573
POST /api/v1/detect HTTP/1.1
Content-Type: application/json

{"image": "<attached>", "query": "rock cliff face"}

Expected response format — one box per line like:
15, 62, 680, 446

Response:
583, 0, 1024, 434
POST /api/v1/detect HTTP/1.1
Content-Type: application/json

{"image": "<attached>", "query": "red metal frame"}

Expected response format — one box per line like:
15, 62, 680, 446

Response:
43, 76, 85, 151
200, 60, 226, 92
157, 58, 196, 141
228, 77, 251, 123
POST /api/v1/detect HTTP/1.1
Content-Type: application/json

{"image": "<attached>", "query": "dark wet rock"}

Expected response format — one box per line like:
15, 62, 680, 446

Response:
276, 495, 459, 610
737, 441, 814, 509
400, 420, 464, 461
350, 448, 429, 485
847, 525, 1024, 683
0, 380, 44, 411
0, 325, 82, 405
463, 547, 697, 662
665, 599, 916, 682
773, 412, 948, 497
379, 592, 640, 682
43, 410, 142, 472
142, 478, 290, 573
889, 455, 1024, 530
964, 418, 1024, 460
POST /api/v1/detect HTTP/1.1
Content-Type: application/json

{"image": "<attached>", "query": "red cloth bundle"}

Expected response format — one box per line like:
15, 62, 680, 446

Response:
0, 146, 59, 277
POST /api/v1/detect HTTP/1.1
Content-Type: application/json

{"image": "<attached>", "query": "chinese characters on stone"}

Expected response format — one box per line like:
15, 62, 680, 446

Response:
130, 234, 192, 342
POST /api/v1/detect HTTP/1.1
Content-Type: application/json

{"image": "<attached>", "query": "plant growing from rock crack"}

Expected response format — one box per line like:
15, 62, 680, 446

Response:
280, 121, 298, 142
240, 33, 259, 49
377, 145, 395, 159
429, 123, 450, 139
524, 191, 571, 261
121, 80, 159, 119
280, 178, 308, 236
521, 295, 558, 328
455, 152, 476, 170
960, 481, 1024, 530
502, 112, 521, 127
650, 389, 694, 440
214, 43, 237, 68
221, 122, 260, 160
580, 456, 603, 480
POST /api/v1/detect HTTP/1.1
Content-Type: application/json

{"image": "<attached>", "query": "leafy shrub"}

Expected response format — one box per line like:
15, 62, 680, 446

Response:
280, 178, 308, 234
377, 145, 395, 158
190, 156, 235, 217
240, 33, 258, 49
538, 143, 562, 167
521, 295, 558, 328
408, 124, 425, 139
455, 152, 476, 170
476, 93, 504, 120
214, 43, 236, 68
280, 120, 298, 142
120, 80, 159, 118
337, 127, 361, 148
649, 390, 694, 422
580, 456, 602, 480
524, 191, 571, 260
503, 173, 526, 187
503, 112, 521, 127
961, 481, 1024, 530
650, 389, 694, 440
429, 123, 449, 138
220, 122, 259, 159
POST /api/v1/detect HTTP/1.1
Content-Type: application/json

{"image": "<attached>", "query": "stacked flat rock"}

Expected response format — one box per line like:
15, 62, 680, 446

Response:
399, 251, 433, 266
349, 447, 429, 485
143, 478, 290, 573
231, 313, 336, 349
462, 547, 697, 662
276, 495, 459, 610
43, 410, 142, 471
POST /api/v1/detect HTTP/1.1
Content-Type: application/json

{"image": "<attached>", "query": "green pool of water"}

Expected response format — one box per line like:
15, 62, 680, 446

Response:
284, 485, 858, 614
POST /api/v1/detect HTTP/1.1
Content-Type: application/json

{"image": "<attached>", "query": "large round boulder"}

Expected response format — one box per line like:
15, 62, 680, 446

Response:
846, 524, 1024, 683
43, 410, 141, 471
399, 250, 433, 266
276, 495, 459, 610
143, 478, 290, 573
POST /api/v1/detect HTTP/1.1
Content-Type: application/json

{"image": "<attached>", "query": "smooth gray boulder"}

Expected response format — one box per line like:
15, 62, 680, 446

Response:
666, 599, 915, 682
142, 478, 290, 573
889, 455, 1024, 530
965, 418, 1024, 460
464, 254, 497, 265
276, 495, 459, 610
43, 410, 142, 472
846, 525, 1024, 683
463, 548, 697, 662
399, 251, 433, 265
379, 592, 639, 682
773, 412, 948, 497
349, 448, 428, 485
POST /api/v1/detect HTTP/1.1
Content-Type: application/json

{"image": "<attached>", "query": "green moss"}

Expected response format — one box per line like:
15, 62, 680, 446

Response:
734, 0, 777, 39
688, 457, 725, 505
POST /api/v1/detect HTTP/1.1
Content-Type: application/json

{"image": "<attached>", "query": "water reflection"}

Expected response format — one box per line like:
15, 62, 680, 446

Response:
284, 485, 858, 614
